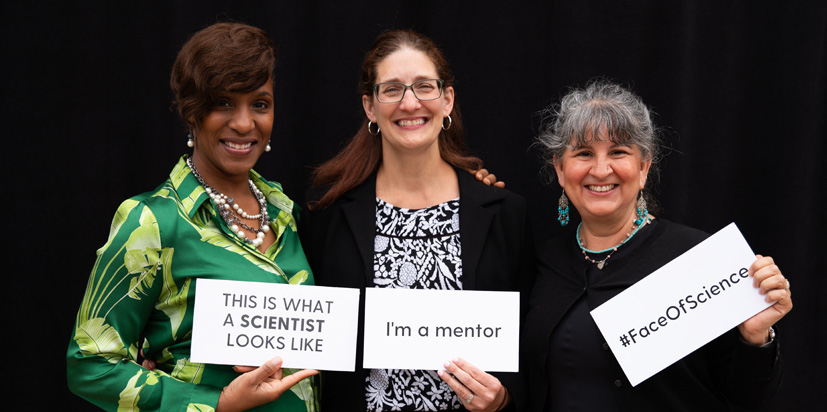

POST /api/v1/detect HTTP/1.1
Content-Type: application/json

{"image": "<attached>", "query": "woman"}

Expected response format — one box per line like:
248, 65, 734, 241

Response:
304, 30, 533, 411
524, 80, 792, 411
67, 23, 318, 412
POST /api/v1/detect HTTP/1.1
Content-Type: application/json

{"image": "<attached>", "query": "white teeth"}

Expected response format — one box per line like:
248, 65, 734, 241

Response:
588, 184, 615, 192
224, 141, 252, 150
397, 118, 425, 127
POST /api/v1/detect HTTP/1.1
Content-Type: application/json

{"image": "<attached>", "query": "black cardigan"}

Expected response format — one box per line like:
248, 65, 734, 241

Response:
522, 219, 783, 412
302, 168, 534, 411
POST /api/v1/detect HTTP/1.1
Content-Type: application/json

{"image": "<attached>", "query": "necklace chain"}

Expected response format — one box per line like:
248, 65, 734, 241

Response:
186, 157, 270, 247
577, 217, 652, 269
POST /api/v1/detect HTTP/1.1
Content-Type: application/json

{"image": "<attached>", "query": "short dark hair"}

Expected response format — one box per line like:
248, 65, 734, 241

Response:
170, 22, 276, 129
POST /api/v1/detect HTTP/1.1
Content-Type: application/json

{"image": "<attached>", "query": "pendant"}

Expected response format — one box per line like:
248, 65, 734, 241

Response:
597, 261, 606, 270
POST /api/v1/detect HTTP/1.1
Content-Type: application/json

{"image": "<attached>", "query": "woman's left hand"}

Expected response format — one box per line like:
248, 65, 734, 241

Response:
737, 255, 793, 346
438, 357, 510, 411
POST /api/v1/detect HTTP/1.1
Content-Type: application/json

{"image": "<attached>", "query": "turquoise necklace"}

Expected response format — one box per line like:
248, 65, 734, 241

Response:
577, 216, 653, 269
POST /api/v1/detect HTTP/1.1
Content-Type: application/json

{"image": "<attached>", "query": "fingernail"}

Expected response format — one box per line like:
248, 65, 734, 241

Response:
438, 370, 444, 376
444, 361, 451, 368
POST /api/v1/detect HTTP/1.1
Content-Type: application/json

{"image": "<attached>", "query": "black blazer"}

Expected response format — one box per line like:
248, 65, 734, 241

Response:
522, 219, 783, 412
303, 168, 534, 411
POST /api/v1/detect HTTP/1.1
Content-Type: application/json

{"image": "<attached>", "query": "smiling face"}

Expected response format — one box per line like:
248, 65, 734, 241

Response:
362, 47, 454, 157
554, 129, 652, 225
190, 77, 274, 185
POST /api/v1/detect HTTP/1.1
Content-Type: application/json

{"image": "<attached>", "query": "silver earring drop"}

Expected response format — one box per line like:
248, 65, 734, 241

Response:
442, 115, 453, 130
368, 121, 380, 136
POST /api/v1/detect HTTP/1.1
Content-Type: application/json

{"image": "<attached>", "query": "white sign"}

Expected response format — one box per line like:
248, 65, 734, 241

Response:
590, 223, 774, 386
191, 279, 360, 371
363, 288, 520, 372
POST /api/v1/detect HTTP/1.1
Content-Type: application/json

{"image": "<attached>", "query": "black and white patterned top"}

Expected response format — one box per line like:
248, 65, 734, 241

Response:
366, 197, 463, 411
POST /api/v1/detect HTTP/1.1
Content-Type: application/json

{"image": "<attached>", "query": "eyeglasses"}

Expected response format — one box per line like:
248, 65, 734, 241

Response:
372, 79, 445, 103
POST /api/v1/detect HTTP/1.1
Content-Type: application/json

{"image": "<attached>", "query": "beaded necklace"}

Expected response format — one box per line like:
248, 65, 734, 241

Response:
577, 216, 653, 269
186, 157, 271, 247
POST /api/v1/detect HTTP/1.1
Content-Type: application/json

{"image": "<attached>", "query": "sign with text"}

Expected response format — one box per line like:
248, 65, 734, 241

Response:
591, 223, 774, 386
191, 279, 360, 371
363, 288, 520, 372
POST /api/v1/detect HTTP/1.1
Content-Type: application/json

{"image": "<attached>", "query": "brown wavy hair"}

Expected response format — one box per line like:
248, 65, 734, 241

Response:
170, 22, 276, 130
308, 30, 482, 211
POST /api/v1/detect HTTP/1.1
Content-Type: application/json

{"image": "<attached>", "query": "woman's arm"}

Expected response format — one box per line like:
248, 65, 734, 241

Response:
66, 199, 222, 411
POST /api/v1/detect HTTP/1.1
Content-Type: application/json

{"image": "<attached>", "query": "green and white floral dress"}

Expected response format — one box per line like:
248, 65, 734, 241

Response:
67, 156, 318, 412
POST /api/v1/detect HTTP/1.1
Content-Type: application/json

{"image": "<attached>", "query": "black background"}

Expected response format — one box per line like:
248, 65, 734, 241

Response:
5, 1, 824, 410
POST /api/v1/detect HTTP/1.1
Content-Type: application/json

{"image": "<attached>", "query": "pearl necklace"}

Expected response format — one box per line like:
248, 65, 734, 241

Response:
186, 157, 270, 247
577, 216, 652, 269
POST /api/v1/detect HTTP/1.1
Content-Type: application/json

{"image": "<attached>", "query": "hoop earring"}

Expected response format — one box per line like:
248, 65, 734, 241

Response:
187, 131, 194, 148
442, 115, 453, 130
635, 192, 648, 225
557, 191, 570, 227
368, 121, 380, 136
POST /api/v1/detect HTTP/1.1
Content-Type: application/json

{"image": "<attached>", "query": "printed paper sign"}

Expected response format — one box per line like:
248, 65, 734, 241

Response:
363, 288, 520, 372
590, 223, 773, 386
191, 279, 360, 371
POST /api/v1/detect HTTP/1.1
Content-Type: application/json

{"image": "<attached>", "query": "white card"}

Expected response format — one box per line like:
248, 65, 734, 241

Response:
191, 279, 360, 371
590, 223, 773, 386
363, 288, 520, 372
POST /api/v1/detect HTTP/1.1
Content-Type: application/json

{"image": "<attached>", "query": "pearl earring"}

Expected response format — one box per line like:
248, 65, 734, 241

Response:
265, 141, 271, 152
187, 131, 194, 148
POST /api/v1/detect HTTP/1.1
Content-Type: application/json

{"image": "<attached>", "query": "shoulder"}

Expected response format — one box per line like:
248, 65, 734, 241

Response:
456, 168, 526, 209
306, 174, 376, 212
656, 219, 710, 246
635, 218, 711, 265
537, 227, 576, 265
117, 180, 177, 218
305, 184, 331, 205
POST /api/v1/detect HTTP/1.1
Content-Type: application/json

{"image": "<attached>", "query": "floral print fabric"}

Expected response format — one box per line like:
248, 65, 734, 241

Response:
366, 198, 463, 411
66, 156, 318, 412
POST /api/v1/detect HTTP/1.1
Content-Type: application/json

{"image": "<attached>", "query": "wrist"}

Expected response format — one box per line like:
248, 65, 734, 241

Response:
216, 389, 240, 412
741, 326, 775, 347
496, 388, 511, 411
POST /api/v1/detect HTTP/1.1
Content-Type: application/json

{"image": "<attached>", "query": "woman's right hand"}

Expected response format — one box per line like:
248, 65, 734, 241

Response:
216, 356, 318, 412
473, 169, 506, 188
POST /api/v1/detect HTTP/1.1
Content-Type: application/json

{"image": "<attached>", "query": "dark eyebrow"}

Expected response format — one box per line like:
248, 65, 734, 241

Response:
377, 75, 438, 84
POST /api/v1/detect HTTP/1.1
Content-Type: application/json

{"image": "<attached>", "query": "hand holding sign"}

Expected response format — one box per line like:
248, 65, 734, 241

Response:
217, 356, 318, 412
438, 357, 511, 412
362, 288, 519, 372
191, 279, 360, 371
590, 223, 793, 386
738, 255, 793, 346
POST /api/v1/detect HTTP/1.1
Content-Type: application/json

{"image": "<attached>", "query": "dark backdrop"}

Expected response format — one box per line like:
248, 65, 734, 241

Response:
5, 1, 824, 410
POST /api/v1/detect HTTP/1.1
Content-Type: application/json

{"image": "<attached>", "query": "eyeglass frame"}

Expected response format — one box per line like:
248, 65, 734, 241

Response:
371, 79, 445, 103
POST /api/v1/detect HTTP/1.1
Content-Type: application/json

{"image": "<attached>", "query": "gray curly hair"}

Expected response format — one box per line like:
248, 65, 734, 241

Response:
536, 80, 660, 183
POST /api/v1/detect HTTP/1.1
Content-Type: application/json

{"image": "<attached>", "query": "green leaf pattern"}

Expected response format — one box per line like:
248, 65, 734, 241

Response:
285, 370, 319, 412
69, 157, 316, 411
171, 357, 206, 384
186, 404, 215, 412
156, 248, 189, 340
75, 317, 127, 363
289, 270, 310, 285
117, 370, 161, 412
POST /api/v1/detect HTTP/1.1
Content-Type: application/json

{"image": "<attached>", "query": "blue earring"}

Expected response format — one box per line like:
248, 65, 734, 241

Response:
635, 193, 648, 225
558, 191, 570, 227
